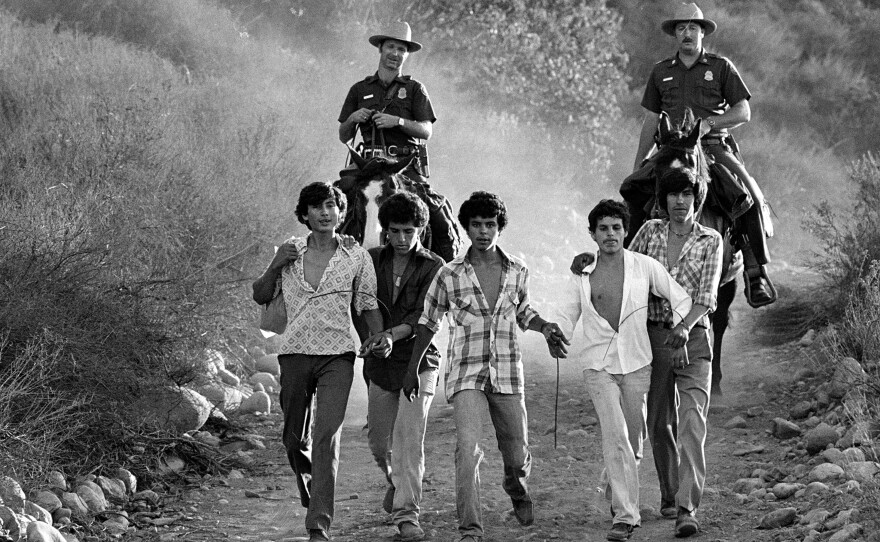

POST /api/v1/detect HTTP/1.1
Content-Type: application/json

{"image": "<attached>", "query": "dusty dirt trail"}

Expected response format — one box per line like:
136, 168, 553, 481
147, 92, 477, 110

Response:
159, 268, 805, 542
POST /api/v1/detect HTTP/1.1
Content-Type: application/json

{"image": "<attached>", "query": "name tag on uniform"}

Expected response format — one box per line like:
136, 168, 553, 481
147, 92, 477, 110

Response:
662, 77, 673, 82
363, 94, 374, 99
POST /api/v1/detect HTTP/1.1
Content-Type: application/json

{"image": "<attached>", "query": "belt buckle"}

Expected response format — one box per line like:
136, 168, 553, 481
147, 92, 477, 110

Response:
364, 147, 387, 158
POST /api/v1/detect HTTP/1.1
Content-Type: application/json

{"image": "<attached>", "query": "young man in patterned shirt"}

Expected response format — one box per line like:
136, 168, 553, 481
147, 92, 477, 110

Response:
252, 181, 384, 542
402, 191, 568, 542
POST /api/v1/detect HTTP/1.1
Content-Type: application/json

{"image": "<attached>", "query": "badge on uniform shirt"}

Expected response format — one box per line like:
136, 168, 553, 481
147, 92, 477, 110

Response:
363, 94, 374, 99
398, 88, 407, 99
704, 71, 714, 81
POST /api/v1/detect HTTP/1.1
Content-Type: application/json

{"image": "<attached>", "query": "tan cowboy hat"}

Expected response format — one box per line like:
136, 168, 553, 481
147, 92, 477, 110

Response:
661, 2, 717, 36
368, 21, 422, 52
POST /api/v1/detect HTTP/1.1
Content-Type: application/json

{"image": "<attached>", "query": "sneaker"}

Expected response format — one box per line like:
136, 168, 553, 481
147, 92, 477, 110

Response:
383, 485, 395, 514
674, 509, 699, 538
308, 529, 330, 542
607, 522, 635, 541
395, 521, 425, 541
511, 498, 534, 526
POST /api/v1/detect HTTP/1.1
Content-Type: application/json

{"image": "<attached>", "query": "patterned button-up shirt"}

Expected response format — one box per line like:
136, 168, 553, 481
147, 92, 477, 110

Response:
629, 219, 722, 329
418, 247, 539, 398
276, 235, 377, 355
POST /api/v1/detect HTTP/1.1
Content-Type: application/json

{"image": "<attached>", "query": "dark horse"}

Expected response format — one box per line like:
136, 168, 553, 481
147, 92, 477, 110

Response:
334, 146, 462, 260
621, 111, 750, 397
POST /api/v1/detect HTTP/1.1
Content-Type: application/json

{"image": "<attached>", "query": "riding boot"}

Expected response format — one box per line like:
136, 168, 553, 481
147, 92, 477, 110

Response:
737, 218, 776, 308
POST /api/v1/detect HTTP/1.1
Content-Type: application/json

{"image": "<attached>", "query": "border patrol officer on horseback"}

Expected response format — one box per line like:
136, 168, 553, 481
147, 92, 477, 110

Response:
634, 2, 775, 307
338, 22, 461, 263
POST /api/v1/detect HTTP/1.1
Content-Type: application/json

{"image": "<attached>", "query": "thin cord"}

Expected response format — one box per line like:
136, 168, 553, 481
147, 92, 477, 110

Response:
554, 354, 560, 449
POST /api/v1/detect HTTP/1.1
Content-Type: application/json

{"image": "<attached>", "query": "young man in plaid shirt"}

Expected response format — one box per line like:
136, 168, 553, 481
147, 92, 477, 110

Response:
402, 191, 568, 542
628, 168, 722, 538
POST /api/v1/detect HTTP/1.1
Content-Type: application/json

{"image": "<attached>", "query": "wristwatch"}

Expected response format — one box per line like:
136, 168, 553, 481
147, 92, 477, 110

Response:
397, 117, 405, 127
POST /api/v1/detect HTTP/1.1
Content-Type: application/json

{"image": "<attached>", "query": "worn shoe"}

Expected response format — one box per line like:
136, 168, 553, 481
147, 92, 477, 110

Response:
308, 529, 330, 542
394, 521, 425, 541
674, 509, 699, 538
660, 500, 677, 519
512, 498, 534, 526
607, 522, 635, 541
459, 536, 482, 542
382, 485, 395, 514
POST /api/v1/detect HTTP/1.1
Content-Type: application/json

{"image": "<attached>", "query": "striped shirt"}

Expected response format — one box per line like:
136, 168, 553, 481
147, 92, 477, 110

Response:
276, 235, 377, 355
418, 247, 539, 398
629, 219, 722, 329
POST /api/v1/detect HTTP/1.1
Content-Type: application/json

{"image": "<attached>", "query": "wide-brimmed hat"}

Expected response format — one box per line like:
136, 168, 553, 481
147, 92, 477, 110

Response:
368, 21, 422, 52
661, 2, 717, 36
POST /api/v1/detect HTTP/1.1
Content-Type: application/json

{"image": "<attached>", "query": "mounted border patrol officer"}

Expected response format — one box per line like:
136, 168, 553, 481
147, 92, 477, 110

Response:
633, 2, 776, 308
338, 21, 461, 262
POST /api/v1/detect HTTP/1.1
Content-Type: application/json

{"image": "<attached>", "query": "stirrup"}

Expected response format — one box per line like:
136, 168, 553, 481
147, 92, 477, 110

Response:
743, 267, 778, 308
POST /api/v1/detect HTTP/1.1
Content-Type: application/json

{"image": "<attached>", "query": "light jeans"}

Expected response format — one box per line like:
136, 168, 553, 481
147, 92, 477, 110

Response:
583, 364, 652, 526
367, 369, 438, 526
452, 389, 531, 539
647, 325, 712, 513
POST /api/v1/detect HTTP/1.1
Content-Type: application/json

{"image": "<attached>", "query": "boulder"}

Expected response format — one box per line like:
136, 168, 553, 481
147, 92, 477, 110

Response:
26, 519, 68, 542
255, 354, 280, 376
197, 382, 244, 411
845, 461, 880, 483
51, 508, 72, 524
249, 372, 280, 392
0, 476, 27, 512
115, 468, 137, 494
30, 491, 61, 514
59, 493, 88, 517
790, 400, 813, 420
131, 386, 213, 434
216, 367, 241, 387
805, 423, 840, 454
803, 481, 831, 497
821, 448, 846, 466
809, 463, 845, 483
95, 476, 127, 504
23, 501, 52, 524
240, 390, 271, 414
799, 508, 831, 527
732, 478, 765, 494
771, 483, 804, 499
74, 485, 106, 514
46, 472, 67, 493
837, 421, 875, 448
773, 418, 801, 439
132, 490, 160, 508
725, 416, 747, 429
828, 524, 862, 542
828, 357, 866, 399
758, 507, 797, 529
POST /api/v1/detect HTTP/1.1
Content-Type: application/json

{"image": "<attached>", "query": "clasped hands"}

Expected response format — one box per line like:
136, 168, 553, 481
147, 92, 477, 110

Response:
542, 322, 570, 359
359, 330, 393, 359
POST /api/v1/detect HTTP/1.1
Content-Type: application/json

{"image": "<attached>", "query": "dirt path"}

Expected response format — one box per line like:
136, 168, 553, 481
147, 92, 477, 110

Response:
157, 269, 806, 542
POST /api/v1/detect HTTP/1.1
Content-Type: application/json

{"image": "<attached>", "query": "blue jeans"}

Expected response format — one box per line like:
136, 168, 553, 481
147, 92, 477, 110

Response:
278, 352, 355, 534
583, 365, 651, 526
452, 389, 531, 538
646, 325, 712, 513
367, 369, 438, 526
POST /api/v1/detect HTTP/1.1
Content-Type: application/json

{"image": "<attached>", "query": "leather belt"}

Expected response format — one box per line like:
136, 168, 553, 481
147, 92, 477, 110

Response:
701, 134, 729, 146
362, 145, 417, 157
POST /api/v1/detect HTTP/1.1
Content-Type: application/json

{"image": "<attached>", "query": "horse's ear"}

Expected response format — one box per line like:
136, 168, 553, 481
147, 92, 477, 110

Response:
346, 144, 367, 170
658, 111, 672, 142
684, 118, 702, 148
388, 155, 416, 175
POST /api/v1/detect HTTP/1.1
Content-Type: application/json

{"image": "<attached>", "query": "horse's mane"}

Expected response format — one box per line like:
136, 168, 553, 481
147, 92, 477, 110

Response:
653, 109, 711, 183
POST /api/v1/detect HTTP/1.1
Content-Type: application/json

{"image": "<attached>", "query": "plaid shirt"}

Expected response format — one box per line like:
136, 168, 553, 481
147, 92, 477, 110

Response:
419, 247, 539, 398
275, 235, 377, 355
629, 219, 722, 328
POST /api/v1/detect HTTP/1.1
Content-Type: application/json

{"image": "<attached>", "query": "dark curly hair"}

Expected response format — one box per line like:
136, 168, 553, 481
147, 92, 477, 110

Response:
378, 191, 429, 229
457, 191, 508, 231
295, 182, 347, 230
588, 199, 630, 233
657, 168, 707, 216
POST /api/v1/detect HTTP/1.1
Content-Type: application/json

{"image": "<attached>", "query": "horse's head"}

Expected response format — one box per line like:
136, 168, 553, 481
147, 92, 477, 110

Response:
335, 146, 417, 247
653, 110, 710, 184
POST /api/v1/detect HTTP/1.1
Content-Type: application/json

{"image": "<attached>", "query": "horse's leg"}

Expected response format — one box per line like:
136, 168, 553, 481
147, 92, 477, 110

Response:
709, 278, 737, 398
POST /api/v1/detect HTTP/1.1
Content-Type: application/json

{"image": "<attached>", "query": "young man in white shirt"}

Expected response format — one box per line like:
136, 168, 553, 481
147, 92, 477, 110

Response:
556, 200, 692, 542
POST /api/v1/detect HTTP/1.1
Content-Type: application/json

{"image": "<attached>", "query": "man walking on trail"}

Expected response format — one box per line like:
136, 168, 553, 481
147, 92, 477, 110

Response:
401, 191, 568, 542
357, 192, 445, 541
556, 199, 692, 542
252, 182, 384, 542
633, 2, 775, 307
338, 21, 459, 262
628, 168, 722, 538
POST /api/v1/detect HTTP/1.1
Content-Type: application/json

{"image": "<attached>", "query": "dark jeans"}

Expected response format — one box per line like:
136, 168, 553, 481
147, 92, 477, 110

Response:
279, 352, 355, 533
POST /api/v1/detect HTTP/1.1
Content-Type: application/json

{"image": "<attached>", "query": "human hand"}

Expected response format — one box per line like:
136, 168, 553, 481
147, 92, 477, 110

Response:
371, 112, 401, 130
542, 322, 570, 359
402, 369, 420, 402
269, 242, 299, 271
569, 252, 596, 275
348, 108, 375, 125
665, 323, 689, 349
699, 117, 711, 137
671, 346, 690, 368
339, 234, 358, 249
359, 331, 393, 358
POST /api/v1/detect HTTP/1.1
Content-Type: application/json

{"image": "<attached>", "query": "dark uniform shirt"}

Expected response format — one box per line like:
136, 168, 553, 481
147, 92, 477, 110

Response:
641, 50, 750, 135
363, 243, 444, 392
339, 73, 436, 148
